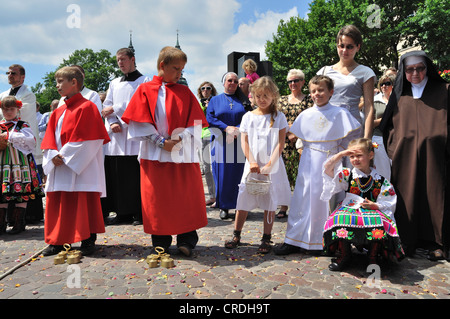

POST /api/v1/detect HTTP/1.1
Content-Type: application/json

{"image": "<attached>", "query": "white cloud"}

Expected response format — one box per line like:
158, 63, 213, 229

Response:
223, 7, 299, 61
0, 1, 299, 96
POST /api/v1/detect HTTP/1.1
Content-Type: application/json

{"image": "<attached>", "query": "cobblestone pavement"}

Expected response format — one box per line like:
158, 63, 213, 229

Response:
1, 195, 450, 304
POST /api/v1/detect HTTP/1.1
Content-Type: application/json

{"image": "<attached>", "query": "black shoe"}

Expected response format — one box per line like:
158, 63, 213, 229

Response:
80, 234, 97, 256
178, 244, 193, 257
329, 257, 350, 271
220, 209, 229, 220
274, 243, 301, 255
42, 245, 64, 256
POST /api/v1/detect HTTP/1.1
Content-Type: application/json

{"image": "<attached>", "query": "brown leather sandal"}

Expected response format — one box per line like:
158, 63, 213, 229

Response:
257, 234, 272, 254
225, 230, 241, 249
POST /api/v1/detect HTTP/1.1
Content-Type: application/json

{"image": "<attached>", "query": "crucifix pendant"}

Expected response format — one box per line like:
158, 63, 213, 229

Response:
229, 103, 233, 109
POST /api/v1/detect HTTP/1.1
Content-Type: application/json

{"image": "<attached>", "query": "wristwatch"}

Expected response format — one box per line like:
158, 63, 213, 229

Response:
157, 138, 165, 148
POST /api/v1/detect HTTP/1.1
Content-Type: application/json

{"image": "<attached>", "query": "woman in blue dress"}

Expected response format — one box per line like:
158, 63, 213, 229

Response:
206, 72, 251, 219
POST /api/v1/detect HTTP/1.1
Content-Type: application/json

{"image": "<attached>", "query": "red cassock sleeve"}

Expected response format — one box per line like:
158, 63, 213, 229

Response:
41, 93, 110, 151
122, 76, 208, 135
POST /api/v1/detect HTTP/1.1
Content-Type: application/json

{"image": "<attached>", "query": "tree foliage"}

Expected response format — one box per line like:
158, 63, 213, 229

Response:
32, 49, 121, 113
265, 0, 425, 95
407, 0, 450, 69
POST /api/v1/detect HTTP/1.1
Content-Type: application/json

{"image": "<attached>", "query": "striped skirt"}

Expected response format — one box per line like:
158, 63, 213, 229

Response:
323, 205, 405, 260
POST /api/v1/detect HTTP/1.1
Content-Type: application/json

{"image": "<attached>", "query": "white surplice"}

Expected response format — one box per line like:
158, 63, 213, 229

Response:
42, 111, 106, 196
127, 83, 202, 164
103, 75, 149, 156
284, 103, 361, 250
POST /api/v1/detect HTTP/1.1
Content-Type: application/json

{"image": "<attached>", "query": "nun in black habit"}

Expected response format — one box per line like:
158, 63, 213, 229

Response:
380, 50, 449, 261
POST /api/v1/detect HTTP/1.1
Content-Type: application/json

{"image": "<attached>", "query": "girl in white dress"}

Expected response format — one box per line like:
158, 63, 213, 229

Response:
225, 76, 290, 254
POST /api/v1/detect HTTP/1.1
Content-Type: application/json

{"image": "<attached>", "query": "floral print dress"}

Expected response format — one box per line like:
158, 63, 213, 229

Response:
322, 167, 405, 260
278, 95, 313, 188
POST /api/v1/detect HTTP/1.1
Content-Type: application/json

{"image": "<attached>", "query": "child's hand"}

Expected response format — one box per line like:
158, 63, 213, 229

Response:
260, 161, 272, 175
52, 154, 64, 167
249, 162, 260, 174
361, 199, 379, 210
163, 138, 181, 152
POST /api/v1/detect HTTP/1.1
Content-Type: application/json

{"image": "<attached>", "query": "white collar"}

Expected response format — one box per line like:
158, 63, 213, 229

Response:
411, 76, 428, 99
351, 167, 381, 180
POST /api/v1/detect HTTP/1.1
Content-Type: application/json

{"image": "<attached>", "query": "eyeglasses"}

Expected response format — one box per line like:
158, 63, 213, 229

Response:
380, 82, 392, 87
201, 86, 212, 91
287, 78, 303, 85
227, 79, 238, 84
6, 71, 17, 75
337, 44, 356, 50
405, 66, 426, 74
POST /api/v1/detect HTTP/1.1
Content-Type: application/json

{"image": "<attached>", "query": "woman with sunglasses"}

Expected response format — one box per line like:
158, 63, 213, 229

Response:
277, 69, 313, 218
317, 25, 376, 140
197, 82, 218, 207
206, 72, 252, 220
372, 74, 395, 180
380, 50, 450, 261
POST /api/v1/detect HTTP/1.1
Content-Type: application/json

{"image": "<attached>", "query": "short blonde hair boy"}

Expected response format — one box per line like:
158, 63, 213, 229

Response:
54, 66, 84, 90
157, 46, 187, 71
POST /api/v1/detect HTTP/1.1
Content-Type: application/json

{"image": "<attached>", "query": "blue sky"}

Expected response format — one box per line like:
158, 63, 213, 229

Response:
0, 1, 312, 100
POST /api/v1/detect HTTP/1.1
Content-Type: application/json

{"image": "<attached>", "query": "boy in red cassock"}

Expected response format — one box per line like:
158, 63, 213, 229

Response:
41, 66, 110, 256
122, 46, 208, 257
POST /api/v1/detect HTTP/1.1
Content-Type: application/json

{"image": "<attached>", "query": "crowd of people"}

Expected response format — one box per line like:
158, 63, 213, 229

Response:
0, 24, 448, 272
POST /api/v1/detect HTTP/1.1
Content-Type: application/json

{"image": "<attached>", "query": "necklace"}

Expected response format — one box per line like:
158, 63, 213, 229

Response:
355, 176, 374, 193
224, 94, 234, 110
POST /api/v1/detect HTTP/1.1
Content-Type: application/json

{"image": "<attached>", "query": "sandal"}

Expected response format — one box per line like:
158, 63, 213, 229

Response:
276, 210, 287, 219
257, 234, 272, 254
225, 230, 241, 249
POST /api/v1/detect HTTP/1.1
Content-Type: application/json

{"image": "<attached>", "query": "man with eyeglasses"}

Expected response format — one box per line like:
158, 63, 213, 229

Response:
0, 64, 43, 225
381, 51, 450, 262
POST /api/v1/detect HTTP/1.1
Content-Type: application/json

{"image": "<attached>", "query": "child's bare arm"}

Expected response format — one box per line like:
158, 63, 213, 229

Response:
323, 149, 354, 177
241, 133, 259, 173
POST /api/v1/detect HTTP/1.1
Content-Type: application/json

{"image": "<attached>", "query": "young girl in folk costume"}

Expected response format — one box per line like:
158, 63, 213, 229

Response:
321, 138, 405, 271
0, 96, 44, 235
225, 76, 291, 254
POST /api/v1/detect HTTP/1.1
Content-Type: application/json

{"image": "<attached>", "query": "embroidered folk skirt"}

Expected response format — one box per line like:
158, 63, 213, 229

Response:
323, 205, 405, 260
0, 145, 44, 203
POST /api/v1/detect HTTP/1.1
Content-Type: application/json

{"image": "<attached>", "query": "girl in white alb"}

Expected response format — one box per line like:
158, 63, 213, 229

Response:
225, 76, 291, 254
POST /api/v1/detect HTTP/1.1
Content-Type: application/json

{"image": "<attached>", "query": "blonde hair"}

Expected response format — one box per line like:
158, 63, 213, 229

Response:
157, 46, 187, 71
250, 76, 279, 127
54, 66, 84, 90
348, 138, 375, 167
377, 74, 395, 91
242, 59, 257, 73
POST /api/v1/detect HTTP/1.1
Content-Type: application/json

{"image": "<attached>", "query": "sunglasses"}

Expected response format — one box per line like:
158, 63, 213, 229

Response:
6, 71, 17, 75
337, 44, 356, 50
201, 86, 212, 91
380, 82, 392, 87
227, 79, 238, 84
287, 78, 303, 85
405, 66, 426, 74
